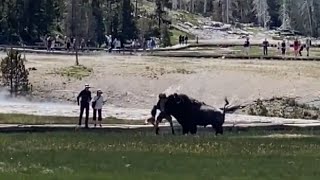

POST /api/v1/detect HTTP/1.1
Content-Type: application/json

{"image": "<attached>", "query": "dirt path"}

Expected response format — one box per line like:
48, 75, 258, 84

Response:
12, 53, 319, 108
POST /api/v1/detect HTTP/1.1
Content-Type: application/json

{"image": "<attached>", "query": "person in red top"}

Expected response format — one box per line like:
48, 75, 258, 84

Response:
293, 38, 299, 57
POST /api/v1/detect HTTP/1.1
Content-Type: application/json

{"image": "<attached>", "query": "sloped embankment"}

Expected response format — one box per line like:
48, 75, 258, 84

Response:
236, 97, 320, 120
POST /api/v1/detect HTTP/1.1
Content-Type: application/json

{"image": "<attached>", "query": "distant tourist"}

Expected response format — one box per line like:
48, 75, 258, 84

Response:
281, 40, 286, 55
306, 38, 311, 57
92, 89, 105, 127
66, 37, 71, 51
72, 38, 77, 51
150, 38, 156, 52
298, 40, 304, 56
244, 37, 250, 55
179, 35, 182, 45
80, 38, 86, 51
181, 36, 185, 45
47, 36, 52, 52
196, 36, 199, 44
50, 36, 55, 52
277, 42, 281, 54
293, 38, 299, 57
185, 35, 188, 44
262, 38, 269, 56
77, 84, 92, 128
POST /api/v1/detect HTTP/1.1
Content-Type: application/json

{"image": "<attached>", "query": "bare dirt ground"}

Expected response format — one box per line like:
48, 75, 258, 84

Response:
1, 52, 319, 110
1, 52, 320, 126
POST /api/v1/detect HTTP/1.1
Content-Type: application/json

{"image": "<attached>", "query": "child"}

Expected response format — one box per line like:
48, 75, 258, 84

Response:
92, 89, 105, 127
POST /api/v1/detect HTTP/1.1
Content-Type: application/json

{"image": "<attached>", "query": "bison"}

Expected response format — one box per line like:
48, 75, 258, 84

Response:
164, 93, 229, 135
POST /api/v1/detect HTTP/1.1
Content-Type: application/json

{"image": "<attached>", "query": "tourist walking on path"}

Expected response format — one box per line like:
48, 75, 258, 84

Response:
92, 89, 105, 127
262, 38, 269, 56
244, 37, 250, 55
306, 38, 311, 56
293, 38, 299, 57
281, 40, 286, 55
298, 40, 304, 56
77, 84, 92, 128
47, 36, 52, 52
185, 35, 188, 44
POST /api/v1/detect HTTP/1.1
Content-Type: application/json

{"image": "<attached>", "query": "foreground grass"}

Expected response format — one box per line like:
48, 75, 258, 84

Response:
0, 131, 320, 179
0, 113, 145, 125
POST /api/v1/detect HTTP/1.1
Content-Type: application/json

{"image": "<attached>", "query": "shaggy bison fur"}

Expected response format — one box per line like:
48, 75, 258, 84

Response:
164, 93, 229, 135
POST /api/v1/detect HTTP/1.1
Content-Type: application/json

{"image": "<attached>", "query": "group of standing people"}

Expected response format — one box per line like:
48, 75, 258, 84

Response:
244, 37, 312, 57
277, 38, 311, 56
77, 84, 106, 128
46, 35, 58, 52
179, 35, 188, 45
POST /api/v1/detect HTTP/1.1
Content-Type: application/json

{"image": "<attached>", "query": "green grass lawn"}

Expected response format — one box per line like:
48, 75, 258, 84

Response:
53, 65, 93, 80
0, 131, 320, 180
0, 113, 145, 125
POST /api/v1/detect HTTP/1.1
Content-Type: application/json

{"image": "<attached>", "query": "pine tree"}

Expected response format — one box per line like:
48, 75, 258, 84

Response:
161, 24, 171, 47
1, 49, 31, 96
118, 0, 137, 41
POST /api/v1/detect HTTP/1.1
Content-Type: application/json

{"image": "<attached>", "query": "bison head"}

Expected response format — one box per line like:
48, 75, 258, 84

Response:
164, 93, 186, 114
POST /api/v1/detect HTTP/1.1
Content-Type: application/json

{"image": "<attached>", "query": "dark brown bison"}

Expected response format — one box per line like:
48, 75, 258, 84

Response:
163, 93, 229, 135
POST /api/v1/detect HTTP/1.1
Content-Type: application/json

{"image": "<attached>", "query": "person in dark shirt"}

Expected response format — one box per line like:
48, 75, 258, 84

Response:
185, 35, 188, 44
281, 40, 286, 55
77, 84, 92, 128
262, 38, 269, 56
293, 38, 299, 57
298, 40, 304, 56
244, 37, 250, 55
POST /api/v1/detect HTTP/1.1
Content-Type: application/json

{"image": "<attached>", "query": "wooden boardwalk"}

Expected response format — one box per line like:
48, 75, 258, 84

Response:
1, 44, 320, 61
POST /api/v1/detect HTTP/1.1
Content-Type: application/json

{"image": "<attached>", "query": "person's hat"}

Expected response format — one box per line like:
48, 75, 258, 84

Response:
85, 84, 90, 88
97, 89, 103, 93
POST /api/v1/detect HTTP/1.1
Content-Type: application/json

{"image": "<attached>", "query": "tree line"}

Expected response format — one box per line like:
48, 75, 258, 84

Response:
0, 0, 173, 46
172, 0, 320, 37
1, 0, 319, 46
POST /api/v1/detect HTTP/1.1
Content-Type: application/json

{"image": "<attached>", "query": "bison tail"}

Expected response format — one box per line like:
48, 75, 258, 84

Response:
223, 97, 229, 122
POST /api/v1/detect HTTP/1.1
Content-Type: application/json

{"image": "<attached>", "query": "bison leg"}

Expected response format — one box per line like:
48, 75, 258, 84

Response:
155, 121, 160, 135
182, 124, 188, 135
189, 123, 197, 135
215, 125, 223, 135
170, 122, 175, 135
217, 125, 224, 135
211, 124, 218, 135
165, 114, 175, 135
